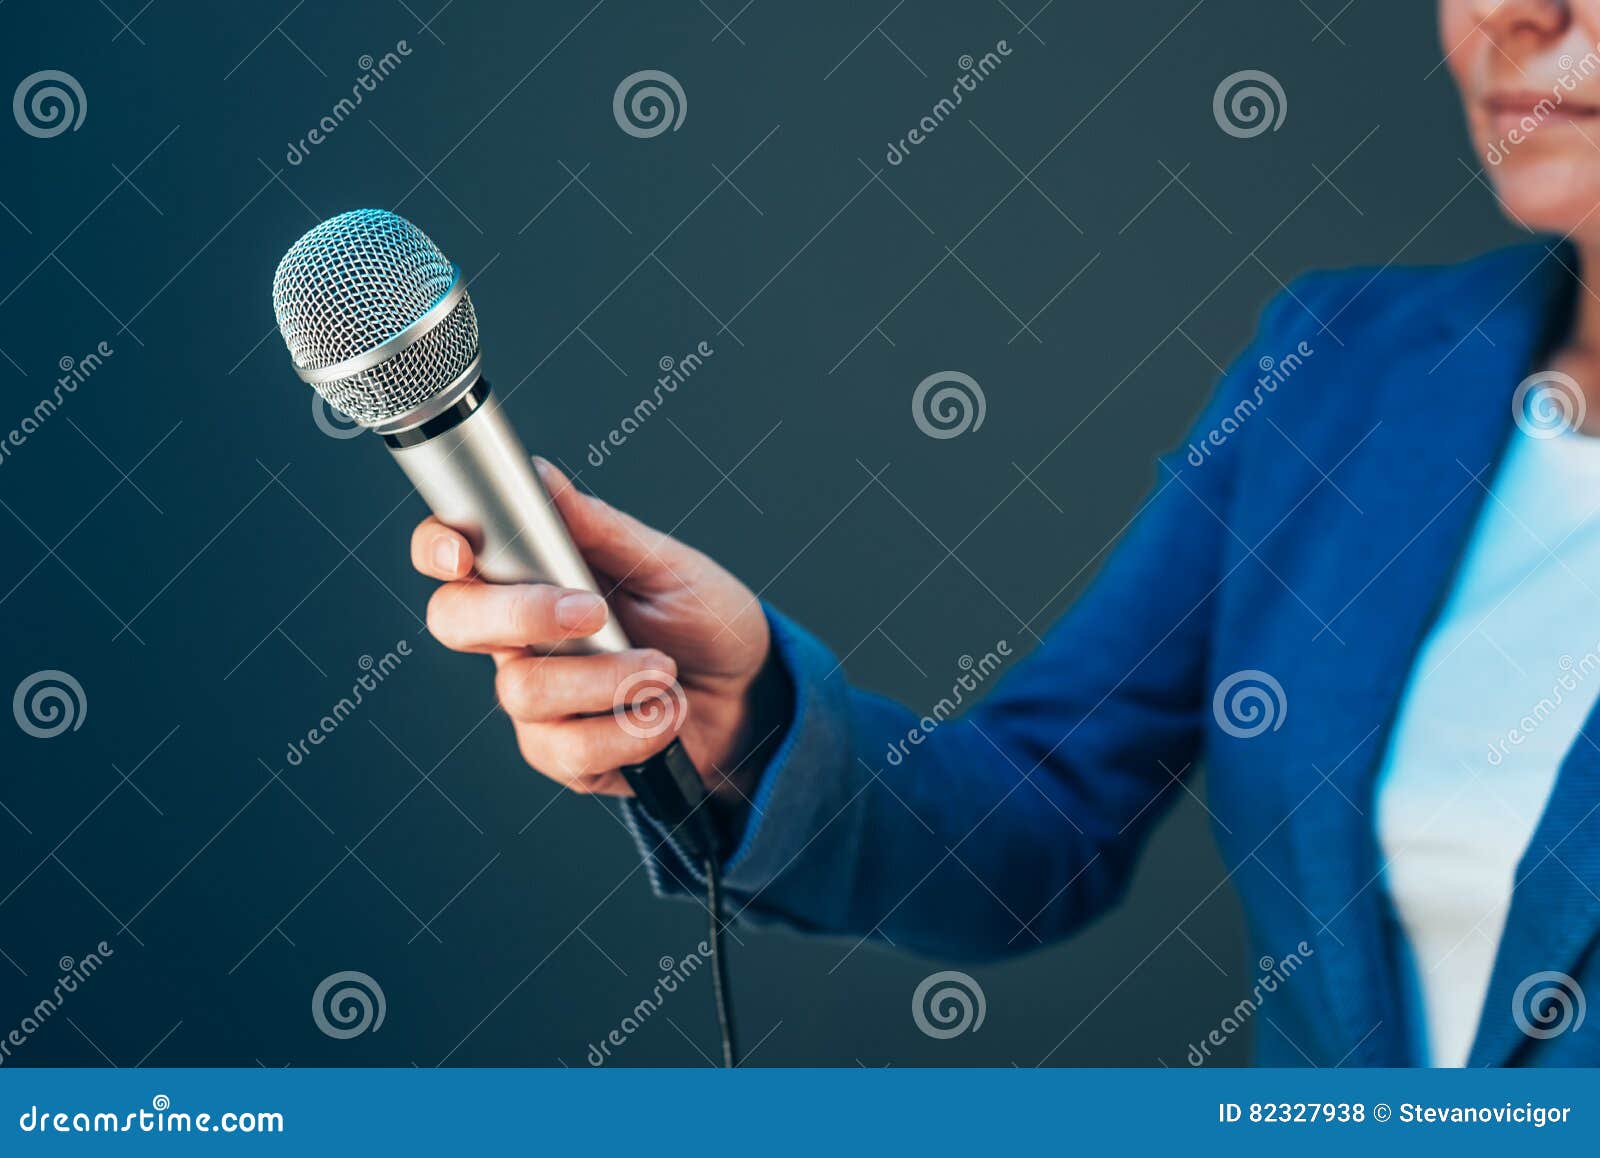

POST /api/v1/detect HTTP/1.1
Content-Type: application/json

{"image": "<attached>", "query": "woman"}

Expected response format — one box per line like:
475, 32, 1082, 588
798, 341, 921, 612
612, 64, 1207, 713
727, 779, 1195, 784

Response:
410, 0, 1600, 1066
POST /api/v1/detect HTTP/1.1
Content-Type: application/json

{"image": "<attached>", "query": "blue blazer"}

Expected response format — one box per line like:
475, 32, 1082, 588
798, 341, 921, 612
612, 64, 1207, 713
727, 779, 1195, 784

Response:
629, 240, 1597, 1067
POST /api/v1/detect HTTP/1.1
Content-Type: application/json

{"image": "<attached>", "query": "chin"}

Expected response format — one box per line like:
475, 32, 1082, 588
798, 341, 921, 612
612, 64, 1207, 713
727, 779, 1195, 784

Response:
1484, 153, 1600, 235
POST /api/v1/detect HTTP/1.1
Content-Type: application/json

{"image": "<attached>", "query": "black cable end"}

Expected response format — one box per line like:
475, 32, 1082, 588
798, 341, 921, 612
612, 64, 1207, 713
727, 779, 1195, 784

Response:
620, 738, 739, 1068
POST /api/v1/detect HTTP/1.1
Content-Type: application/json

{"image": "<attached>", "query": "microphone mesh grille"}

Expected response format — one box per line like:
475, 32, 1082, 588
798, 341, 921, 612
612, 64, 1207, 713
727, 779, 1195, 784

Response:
272, 209, 479, 426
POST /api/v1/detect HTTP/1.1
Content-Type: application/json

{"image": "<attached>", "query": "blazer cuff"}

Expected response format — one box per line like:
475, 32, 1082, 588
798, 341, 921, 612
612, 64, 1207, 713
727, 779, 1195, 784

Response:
622, 605, 852, 902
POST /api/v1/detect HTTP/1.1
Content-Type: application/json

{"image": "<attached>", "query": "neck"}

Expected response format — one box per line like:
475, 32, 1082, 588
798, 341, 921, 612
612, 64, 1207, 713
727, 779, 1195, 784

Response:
1567, 241, 1600, 358
1548, 242, 1600, 435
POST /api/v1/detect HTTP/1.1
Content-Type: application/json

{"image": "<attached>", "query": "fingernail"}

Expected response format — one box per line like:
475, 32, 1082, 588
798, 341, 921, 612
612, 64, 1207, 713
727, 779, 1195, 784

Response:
532, 456, 553, 478
433, 539, 461, 574
555, 592, 605, 629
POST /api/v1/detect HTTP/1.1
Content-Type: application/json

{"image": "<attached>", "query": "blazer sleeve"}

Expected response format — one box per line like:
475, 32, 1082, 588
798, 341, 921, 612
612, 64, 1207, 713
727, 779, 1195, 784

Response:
624, 280, 1319, 960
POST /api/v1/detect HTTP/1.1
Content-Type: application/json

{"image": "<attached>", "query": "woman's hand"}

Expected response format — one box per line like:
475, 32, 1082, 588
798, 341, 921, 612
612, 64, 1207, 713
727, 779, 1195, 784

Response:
410, 457, 782, 800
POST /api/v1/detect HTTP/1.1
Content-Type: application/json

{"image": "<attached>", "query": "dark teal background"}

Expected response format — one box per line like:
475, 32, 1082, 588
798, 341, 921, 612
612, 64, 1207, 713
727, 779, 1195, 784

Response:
0, 1, 1521, 1065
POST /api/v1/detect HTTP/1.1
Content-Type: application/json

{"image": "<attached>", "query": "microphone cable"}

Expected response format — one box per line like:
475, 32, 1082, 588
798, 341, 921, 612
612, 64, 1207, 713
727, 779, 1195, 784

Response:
703, 854, 739, 1068
621, 737, 740, 1068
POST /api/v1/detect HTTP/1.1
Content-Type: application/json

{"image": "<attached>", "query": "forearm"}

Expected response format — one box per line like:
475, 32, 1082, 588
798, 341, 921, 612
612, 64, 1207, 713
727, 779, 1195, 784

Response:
626, 609, 1161, 960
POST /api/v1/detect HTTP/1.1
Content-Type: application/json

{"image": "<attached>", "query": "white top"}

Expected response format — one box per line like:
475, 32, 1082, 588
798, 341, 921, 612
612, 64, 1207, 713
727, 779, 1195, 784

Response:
1375, 425, 1600, 1066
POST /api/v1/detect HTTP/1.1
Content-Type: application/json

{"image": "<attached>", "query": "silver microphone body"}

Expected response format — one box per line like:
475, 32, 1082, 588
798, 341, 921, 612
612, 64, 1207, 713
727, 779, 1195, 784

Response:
387, 389, 631, 655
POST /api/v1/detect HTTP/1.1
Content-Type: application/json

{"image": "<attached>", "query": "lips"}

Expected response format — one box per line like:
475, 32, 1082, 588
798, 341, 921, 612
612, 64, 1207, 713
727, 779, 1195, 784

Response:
1484, 91, 1600, 121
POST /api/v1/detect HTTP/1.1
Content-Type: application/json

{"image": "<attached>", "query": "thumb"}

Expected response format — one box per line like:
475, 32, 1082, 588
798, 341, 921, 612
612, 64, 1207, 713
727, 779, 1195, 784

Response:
534, 457, 703, 595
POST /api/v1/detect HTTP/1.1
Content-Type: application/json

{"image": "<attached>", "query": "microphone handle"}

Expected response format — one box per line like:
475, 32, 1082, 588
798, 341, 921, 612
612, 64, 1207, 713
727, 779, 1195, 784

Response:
385, 378, 629, 654
383, 379, 713, 849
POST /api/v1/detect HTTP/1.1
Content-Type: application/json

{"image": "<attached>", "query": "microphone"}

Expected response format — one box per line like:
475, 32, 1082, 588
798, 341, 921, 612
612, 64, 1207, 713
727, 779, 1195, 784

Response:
273, 209, 627, 650
271, 209, 737, 1065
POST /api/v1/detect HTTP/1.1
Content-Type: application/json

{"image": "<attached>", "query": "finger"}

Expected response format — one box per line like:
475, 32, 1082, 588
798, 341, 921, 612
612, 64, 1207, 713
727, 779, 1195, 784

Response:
427, 580, 610, 652
411, 516, 474, 581
515, 709, 687, 784
534, 457, 709, 594
495, 649, 677, 723
577, 771, 632, 797
551, 767, 631, 797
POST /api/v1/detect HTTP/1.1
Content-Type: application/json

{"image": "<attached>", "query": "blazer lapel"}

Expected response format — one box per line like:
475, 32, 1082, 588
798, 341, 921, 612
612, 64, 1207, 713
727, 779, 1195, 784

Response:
1282, 240, 1574, 1066
1469, 710, 1600, 1067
